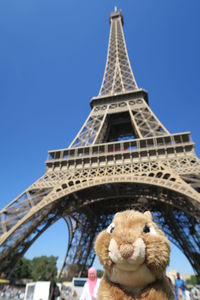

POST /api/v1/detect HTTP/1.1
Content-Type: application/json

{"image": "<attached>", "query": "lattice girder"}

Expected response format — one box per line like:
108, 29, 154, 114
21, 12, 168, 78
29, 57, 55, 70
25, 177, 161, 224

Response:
0, 160, 200, 253
0, 209, 60, 276
1, 148, 200, 245
61, 212, 110, 279
99, 11, 138, 96
70, 98, 170, 148
70, 110, 104, 148
1, 181, 199, 277
1, 131, 200, 277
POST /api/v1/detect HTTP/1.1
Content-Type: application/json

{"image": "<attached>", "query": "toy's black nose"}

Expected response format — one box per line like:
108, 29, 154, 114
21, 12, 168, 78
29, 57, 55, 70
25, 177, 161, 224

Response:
120, 244, 134, 259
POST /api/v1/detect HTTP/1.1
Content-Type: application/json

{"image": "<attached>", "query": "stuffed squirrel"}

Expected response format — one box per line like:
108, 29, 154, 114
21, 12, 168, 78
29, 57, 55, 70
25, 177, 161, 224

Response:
95, 210, 174, 300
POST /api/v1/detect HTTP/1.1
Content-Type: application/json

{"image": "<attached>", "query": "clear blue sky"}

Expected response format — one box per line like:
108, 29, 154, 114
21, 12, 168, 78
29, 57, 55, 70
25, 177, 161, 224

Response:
0, 0, 200, 275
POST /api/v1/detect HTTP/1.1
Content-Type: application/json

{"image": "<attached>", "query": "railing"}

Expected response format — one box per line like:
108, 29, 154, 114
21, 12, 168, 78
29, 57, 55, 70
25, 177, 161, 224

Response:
46, 132, 193, 165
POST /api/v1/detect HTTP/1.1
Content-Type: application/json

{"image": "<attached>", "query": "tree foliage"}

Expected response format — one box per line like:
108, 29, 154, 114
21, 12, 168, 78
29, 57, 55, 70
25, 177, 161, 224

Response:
31, 256, 57, 281
11, 256, 58, 282
11, 257, 31, 281
97, 269, 104, 278
186, 275, 197, 285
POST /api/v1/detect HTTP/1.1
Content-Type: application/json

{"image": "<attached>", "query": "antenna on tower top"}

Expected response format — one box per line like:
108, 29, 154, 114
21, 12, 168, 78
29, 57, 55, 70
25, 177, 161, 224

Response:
114, 6, 117, 12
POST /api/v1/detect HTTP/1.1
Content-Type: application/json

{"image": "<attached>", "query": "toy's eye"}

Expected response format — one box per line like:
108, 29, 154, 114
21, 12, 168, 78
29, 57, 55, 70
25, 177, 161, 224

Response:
143, 224, 150, 233
106, 223, 115, 234
143, 224, 157, 235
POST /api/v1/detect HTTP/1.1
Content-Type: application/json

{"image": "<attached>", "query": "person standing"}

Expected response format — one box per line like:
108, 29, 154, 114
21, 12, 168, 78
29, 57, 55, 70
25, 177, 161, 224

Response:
175, 272, 186, 300
49, 273, 56, 300
80, 267, 101, 300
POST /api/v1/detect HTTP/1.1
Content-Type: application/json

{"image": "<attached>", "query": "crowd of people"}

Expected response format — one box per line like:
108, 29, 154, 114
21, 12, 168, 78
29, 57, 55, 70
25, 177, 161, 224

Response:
0, 269, 200, 300
0, 285, 24, 299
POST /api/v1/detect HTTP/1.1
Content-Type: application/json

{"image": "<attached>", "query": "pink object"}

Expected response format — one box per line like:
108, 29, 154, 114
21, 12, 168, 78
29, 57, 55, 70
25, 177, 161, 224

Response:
88, 267, 97, 297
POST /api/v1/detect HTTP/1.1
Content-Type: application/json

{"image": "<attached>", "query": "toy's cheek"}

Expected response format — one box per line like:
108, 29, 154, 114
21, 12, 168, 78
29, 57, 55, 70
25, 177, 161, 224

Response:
142, 234, 159, 245
143, 236, 170, 260
108, 238, 122, 263
144, 237, 170, 279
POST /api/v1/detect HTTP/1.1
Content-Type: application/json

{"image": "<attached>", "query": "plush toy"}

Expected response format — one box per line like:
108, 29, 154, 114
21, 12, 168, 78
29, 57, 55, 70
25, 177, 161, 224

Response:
95, 210, 174, 300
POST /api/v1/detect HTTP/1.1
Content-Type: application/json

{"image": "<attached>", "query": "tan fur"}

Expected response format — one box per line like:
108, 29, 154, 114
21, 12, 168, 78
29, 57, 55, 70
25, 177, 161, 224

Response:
95, 210, 174, 300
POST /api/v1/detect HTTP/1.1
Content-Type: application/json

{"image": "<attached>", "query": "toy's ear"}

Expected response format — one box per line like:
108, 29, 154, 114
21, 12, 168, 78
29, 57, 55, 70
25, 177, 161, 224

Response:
144, 211, 152, 219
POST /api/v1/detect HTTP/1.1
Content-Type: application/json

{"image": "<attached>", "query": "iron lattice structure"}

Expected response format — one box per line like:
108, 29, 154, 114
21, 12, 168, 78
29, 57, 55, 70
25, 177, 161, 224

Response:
0, 10, 200, 279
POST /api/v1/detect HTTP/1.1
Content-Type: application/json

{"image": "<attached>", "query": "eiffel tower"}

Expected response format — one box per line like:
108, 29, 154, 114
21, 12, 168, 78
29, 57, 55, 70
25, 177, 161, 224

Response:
0, 9, 200, 279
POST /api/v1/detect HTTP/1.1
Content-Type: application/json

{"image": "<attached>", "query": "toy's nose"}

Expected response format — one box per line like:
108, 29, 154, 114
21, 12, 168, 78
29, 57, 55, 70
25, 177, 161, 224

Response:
119, 244, 134, 259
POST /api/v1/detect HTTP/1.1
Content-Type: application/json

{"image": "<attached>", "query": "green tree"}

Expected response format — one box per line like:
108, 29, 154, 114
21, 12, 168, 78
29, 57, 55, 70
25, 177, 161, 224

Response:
186, 275, 197, 285
31, 256, 58, 281
97, 269, 104, 278
11, 257, 31, 281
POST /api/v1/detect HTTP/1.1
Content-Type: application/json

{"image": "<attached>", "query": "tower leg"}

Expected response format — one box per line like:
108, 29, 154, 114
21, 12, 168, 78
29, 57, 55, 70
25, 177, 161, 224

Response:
59, 212, 112, 280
